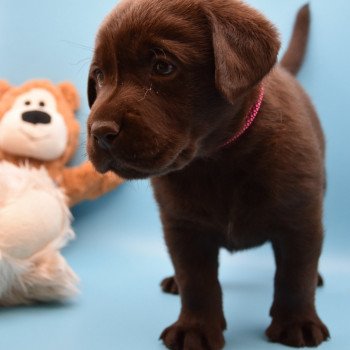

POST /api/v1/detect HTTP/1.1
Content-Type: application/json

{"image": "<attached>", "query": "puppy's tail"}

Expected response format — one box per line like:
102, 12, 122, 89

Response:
280, 4, 310, 76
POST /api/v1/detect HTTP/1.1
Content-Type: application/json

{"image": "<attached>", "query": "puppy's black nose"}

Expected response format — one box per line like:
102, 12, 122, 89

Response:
91, 121, 120, 150
22, 111, 51, 124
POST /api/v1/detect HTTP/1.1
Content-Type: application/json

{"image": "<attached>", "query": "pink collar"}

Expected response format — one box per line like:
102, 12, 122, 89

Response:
220, 86, 264, 149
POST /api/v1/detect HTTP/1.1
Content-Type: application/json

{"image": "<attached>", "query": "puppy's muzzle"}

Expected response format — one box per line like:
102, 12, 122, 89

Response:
91, 120, 120, 151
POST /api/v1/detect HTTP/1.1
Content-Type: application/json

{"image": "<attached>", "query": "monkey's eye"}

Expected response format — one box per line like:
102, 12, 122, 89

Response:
152, 60, 176, 76
94, 69, 105, 87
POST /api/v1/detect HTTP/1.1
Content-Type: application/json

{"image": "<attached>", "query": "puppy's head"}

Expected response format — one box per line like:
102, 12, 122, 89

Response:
87, 0, 280, 179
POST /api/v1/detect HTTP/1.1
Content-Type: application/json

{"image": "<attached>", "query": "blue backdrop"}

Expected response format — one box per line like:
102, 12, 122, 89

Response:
0, 1, 349, 349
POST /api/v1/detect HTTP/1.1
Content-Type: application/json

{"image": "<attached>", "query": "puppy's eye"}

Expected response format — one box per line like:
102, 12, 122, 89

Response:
25, 101, 31, 106
94, 69, 105, 88
153, 60, 175, 76
39, 101, 45, 107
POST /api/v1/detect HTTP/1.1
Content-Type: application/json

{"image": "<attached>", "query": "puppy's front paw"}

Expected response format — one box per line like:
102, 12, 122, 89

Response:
161, 276, 179, 295
266, 316, 330, 347
160, 321, 224, 350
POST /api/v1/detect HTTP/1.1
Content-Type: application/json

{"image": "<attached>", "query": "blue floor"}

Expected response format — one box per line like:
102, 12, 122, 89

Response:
0, 0, 349, 349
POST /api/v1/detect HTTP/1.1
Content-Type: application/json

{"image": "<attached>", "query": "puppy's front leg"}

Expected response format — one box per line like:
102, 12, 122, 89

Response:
267, 229, 330, 347
160, 220, 226, 350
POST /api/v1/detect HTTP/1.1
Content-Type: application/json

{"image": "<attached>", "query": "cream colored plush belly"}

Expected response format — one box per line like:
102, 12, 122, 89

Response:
0, 161, 72, 259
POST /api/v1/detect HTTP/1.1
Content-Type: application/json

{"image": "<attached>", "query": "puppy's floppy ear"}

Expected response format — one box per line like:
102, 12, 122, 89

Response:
204, 0, 280, 103
87, 75, 97, 109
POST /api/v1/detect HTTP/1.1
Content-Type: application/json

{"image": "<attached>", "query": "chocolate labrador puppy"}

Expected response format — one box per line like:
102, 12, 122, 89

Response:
87, 0, 329, 348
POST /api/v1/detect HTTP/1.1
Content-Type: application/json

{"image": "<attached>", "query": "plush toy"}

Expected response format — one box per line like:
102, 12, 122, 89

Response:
0, 79, 123, 306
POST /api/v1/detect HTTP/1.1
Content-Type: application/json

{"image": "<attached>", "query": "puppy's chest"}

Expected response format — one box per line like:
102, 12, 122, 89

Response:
153, 170, 269, 250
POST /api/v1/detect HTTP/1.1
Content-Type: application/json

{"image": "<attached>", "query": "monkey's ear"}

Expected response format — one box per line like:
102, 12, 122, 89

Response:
0, 80, 11, 100
58, 82, 80, 111
87, 72, 97, 109
204, 1, 280, 103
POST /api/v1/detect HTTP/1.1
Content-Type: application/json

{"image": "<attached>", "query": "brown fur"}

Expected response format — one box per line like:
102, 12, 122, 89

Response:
281, 4, 311, 75
87, 0, 329, 348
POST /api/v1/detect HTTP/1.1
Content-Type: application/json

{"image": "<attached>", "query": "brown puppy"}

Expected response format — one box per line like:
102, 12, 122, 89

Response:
87, 0, 329, 348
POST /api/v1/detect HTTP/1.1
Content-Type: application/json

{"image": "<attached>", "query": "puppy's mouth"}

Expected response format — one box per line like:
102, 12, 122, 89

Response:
89, 144, 197, 179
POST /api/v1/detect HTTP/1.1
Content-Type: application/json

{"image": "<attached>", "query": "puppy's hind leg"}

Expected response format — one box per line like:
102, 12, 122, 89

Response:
317, 273, 324, 287
161, 276, 179, 295
158, 268, 308, 296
